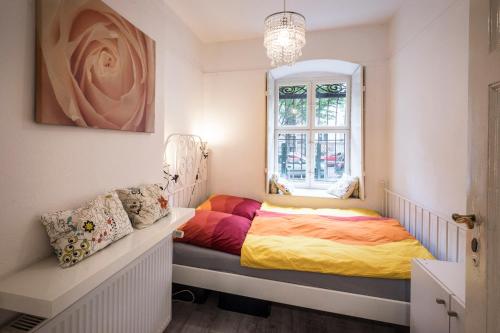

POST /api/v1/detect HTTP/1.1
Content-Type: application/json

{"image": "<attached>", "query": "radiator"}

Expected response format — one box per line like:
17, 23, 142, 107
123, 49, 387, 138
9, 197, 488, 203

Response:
34, 238, 172, 333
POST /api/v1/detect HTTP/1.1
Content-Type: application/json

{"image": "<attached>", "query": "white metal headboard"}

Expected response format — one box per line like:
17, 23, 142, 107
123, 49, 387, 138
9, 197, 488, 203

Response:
384, 189, 466, 263
163, 134, 208, 208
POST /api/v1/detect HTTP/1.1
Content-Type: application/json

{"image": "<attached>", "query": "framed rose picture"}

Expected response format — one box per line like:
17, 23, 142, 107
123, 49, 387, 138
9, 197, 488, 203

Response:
35, 0, 156, 133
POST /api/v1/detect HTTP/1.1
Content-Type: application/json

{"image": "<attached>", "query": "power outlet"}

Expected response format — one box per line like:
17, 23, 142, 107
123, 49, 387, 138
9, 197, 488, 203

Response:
173, 229, 185, 239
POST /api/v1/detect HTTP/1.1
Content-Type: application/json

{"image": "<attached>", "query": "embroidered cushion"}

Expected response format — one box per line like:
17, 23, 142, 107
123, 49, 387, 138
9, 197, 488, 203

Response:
176, 210, 252, 255
116, 184, 170, 229
327, 176, 359, 199
197, 194, 262, 220
41, 191, 133, 267
269, 176, 279, 194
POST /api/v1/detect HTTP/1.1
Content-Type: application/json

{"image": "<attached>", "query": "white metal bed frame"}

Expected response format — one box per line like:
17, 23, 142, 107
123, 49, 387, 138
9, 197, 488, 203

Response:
168, 134, 463, 327
163, 133, 208, 208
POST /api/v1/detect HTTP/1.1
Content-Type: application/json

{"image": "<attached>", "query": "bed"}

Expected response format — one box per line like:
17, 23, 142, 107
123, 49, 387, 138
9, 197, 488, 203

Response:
164, 134, 459, 327
171, 198, 436, 327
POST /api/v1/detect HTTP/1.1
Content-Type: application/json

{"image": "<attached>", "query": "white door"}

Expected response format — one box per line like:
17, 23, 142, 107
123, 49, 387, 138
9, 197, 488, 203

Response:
465, 0, 500, 332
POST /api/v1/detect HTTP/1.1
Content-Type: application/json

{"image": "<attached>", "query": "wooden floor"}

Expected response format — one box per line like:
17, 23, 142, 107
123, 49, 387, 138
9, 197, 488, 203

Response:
165, 293, 409, 333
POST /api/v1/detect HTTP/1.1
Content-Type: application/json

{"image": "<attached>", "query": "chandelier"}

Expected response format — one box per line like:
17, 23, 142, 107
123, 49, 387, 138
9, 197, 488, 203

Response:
264, 0, 306, 67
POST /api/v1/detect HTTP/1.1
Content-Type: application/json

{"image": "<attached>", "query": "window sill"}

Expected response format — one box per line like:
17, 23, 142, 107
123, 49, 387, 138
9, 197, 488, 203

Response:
270, 188, 362, 200
293, 188, 335, 198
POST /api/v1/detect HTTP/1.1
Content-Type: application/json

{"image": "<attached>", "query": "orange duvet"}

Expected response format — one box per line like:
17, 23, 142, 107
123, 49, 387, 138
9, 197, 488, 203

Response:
240, 210, 434, 279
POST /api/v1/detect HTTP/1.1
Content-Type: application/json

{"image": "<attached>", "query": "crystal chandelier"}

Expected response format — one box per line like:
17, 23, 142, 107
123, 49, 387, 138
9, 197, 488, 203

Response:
264, 0, 306, 67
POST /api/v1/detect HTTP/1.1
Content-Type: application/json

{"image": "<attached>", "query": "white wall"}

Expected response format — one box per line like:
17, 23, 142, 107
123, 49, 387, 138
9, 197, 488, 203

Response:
387, 0, 469, 217
204, 70, 267, 200
0, 0, 203, 322
202, 24, 390, 211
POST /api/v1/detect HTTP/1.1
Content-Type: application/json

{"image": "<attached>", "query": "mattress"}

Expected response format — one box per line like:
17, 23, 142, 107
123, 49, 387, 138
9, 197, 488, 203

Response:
173, 242, 410, 302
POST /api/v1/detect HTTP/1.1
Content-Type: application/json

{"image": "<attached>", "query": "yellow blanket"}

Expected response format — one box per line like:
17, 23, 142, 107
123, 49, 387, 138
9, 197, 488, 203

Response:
260, 202, 381, 218
241, 206, 433, 279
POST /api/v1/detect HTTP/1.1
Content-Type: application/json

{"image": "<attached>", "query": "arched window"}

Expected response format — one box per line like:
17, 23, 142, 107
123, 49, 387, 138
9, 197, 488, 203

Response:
266, 59, 365, 199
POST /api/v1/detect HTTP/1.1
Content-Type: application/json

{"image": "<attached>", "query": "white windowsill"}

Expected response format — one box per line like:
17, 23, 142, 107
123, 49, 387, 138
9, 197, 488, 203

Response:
293, 188, 336, 198
269, 188, 362, 200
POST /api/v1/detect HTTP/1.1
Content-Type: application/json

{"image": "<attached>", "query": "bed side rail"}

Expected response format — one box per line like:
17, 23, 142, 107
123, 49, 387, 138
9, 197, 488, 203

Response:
384, 189, 466, 262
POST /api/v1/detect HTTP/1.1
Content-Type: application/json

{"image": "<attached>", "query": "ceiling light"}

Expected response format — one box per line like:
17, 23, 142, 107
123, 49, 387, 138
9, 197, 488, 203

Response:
264, 0, 306, 67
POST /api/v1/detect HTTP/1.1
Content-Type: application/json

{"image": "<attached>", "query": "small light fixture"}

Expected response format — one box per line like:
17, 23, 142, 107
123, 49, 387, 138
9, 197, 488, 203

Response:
264, 0, 306, 67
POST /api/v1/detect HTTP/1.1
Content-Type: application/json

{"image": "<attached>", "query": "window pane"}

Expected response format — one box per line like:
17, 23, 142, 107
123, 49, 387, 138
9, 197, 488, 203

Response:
315, 83, 347, 127
277, 133, 307, 181
313, 132, 346, 181
278, 85, 307, 127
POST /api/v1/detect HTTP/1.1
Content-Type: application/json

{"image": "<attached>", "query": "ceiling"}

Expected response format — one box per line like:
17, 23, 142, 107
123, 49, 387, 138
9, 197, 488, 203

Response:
164, 0, 405, 43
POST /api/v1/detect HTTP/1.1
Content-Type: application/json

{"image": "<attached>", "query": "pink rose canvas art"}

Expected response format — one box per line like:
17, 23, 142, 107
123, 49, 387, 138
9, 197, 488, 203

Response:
36, 0, 156, 133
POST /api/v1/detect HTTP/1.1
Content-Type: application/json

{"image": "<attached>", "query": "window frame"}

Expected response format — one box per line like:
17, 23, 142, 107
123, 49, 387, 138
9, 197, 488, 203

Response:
274, 75, 352, 189
274, 79, 311, 130
312, 78, 351, 130
310, 130, 351, 189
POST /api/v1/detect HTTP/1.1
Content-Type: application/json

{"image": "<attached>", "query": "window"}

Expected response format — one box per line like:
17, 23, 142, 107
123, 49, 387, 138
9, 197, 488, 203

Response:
274, 76, 351, 189
266, 61, 364, 199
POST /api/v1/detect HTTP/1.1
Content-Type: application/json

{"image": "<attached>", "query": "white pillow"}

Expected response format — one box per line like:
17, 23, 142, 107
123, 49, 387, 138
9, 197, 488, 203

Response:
278, 177, 294, 195
270, 174, 294, 195
327, 176, 359, 199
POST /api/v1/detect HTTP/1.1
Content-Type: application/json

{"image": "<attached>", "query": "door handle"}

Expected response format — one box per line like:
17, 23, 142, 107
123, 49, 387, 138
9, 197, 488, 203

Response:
452, 213, 476, 229
435, 298, 446, 305
447, 311, 458, 318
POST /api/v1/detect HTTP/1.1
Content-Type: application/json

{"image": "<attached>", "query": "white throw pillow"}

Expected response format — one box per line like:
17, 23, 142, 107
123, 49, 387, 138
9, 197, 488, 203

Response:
327, 176, 359, 199
270, 174, 294, 195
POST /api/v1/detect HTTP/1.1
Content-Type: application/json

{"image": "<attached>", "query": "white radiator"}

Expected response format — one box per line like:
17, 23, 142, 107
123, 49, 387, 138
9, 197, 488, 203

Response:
384, 189, 466, 262
34, 238, 172, 333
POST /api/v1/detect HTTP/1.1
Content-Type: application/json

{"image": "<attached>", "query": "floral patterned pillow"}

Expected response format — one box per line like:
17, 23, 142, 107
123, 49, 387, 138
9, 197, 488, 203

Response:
41, 191, 134, 267
116, 184, 170, 229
